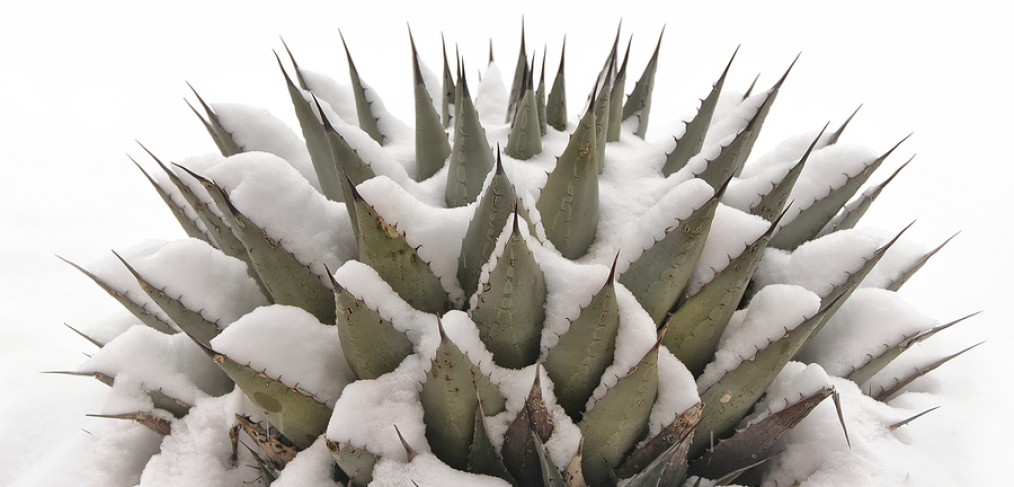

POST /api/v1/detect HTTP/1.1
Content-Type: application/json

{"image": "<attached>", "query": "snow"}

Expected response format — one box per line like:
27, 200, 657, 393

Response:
211, 305, 355, 406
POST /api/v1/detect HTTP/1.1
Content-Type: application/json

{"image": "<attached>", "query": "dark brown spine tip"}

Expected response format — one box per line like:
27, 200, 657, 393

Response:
797, 122, 829, 166
313, 95, 336, 133
772, 52, 801, 90
460, 60, 471, 98
437, 318, 449, 344
345, 171, 364, 202
495, 148, 506, 175
511, 203, 521, 236
607, 252, 620, 284
743, 73, 760, 100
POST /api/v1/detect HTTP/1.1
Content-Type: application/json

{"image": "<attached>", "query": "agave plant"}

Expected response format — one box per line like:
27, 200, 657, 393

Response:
59, 23, 976, 487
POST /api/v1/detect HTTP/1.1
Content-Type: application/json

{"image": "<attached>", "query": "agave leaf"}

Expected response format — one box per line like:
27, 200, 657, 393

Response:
563, 440, 589, 487
662, 214, 780, 377
329, 272, 414, 381
87, 411, 173, 436
275, 52, 343, 203
410, 30, 452, 181
506, 21, 527, 124
206, 344, 333, 449
420, 324, 507, 470
885, 232, 957, 292
622, 27, 664, 139
662, 47, 736, 176
690, 297, 840, 458
616, 402, 702, 484
872, 342, 983, 401
468, 397, 516, 485
544, 258, 620, 420
770, 134, 911, 250
131, 152, 212, 244
441, 34, 456, 128
186, 83, 242, 156
847, 312, 979, 386
506, 67, 544, 160
606, 37, 630, 142
537, 104, 598, 260
470, 211, 547, 369
197, 174, 336, 324
749, 126, 825, 222
890, 406, 940, 431
339, 31, 384, 145
533, 431, 567, 487
446, 71, 496, 207
546, 38, 568, 131
619, 183, 723, 325
810, 224, 912, 338
592, 74, 612, 173
818, 156, 912, 237
44, 369, 115, 387
732, 56, 798, 172
537, 50, 548, 136
326, 439, 378, 487
503, 369, 556, 487
695, 100, 766, 191
579, 338, 660, 487
825, 105, 862, 147
113, 252, 222, 347
58, 256, 177, 335
689, 387, 833, 480
235, 414, 299, 471
458, 153, 521, 300
64, 323, 106, 348
167, 164, 257, 275
350, 183, 452, 315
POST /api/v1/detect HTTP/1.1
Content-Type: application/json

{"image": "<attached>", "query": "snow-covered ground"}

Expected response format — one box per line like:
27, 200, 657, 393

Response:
1, 1, 1010, 485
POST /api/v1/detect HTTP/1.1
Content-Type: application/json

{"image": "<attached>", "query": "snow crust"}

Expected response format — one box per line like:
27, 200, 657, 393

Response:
688, 204, 770, 295
211, 305, 355, 406
697, 284, 820, 392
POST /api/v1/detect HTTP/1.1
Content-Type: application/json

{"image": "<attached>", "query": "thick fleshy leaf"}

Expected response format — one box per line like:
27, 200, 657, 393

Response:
468, 398, 516, 485
662, 215, 779, 377
619, 185, 723, 325
87, 411, 172, 436
579, 339, 660, 487
197, 175, 335, 324
818, 156, 912, 237
689, 388, 833, 480
662, 48, 735, 176
534, 432, 567, 487
351, 184, 451, 315
420, 324, 506, 470
616, 402, 702, 483
691, 297, 840, 458
824, 105, 862, 146
235, 414, 299, 471
186, 84, 242, 156
506, 70, 544, 160
441, 34, 456, 128
459, 154, 521, 300
165, 163, 250, 266
132, 152, 212, 244
207, 344, 333, 449
885, 232, 957, 292
770, 135, 910, 250
505, 22, 527, 124
114, 252, 222, 346
872, 342, 982, 401
326, 439, 377, 487
546, 39, 568, 131
446, 72, 496, 207
621, 28, 664, 139
544, 259, 620, 419
59, 256, 177, 335
411, 31, 452, 181
591, 75, 612, 173
537, 104, 598, 259
847, 312, 979, 386
330, 273, 414, 381
606, 38, 630, 142
732, 56, 797, 172
503, 369, 556, 487
749, 127, 824, 222
340, 32, 384, 145
277, 52, 343, 202
470, 212, 547, 369
536, 51, 548, 136
694, 101, 766, 190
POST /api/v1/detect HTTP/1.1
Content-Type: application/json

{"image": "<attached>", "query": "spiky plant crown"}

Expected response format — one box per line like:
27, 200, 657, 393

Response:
59, 23, 976, 487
